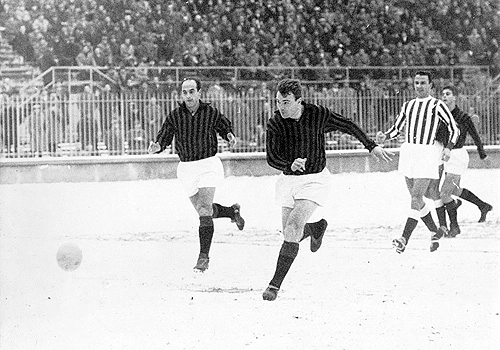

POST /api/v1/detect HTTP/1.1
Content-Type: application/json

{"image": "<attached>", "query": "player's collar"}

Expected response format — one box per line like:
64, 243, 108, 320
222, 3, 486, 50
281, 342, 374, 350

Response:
415, 95, 432, 102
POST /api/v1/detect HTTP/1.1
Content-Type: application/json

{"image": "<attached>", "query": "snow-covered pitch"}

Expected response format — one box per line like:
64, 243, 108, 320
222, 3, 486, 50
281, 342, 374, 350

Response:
1, 169, 499, 349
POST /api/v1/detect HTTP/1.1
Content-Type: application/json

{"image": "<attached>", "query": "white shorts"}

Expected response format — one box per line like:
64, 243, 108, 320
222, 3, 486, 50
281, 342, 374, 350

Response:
177, 156, 224, 197
435, 141, 444, 166
398, 142, 441, 179
275, 167, 332, 208
444, 148, 469, 175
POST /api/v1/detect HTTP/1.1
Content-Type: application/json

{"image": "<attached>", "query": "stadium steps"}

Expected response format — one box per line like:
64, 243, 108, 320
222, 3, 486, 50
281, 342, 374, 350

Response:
0, 35, 39, 92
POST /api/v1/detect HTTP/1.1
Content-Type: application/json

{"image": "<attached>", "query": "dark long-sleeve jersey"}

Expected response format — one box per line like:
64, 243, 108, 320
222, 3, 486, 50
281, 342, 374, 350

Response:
436, 106, 486, 157
266, 102, 377, 175
155, 101, 233, 162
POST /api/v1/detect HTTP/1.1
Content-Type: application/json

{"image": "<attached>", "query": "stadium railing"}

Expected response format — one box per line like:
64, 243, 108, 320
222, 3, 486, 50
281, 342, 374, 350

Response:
1, 86, 498, 159
15, 65, 492, 96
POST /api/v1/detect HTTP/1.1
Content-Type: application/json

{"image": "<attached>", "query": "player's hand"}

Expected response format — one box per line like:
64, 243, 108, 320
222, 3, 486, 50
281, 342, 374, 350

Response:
479, 149, 487, 160
375, 131, 386, 144
371, 146, 393, 162
148, 141, 161, 154
442, 148, 451, 162
227, 133, 237, 148
291, 158, 307, 172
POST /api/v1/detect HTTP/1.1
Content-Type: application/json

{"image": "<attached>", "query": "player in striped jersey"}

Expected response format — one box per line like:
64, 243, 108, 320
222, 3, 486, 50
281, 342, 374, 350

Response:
377, 71, 460, 253
438, 85, 492, 236
148, 78, 245, 273
262, 79, 393, 301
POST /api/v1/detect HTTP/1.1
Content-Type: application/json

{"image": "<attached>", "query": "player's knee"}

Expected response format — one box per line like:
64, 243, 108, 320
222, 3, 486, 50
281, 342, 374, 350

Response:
283, 221, 305, 243
196, 203, 214, 217
410, 195, 424, 209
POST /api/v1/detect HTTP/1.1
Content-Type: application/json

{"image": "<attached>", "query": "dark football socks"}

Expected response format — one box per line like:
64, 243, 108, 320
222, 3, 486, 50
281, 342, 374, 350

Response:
269, 241, 299, 289
459, 189, 486, 208
444, 200, 459, 228
199, 216, 214, 255
420, 204, 438, 232
212, 203, 235, 220
402, 217, 418, 243
435, 200, 447, 228
401, 209, 420, 243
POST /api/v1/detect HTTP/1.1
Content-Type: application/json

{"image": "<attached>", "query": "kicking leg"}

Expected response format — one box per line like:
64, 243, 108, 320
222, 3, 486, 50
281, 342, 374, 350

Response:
212, 202, 245, 230
263, 200, 318, 301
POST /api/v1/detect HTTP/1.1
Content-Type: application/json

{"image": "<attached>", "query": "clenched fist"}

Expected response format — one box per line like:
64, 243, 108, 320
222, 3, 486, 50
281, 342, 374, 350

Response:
148, 141, 161, 154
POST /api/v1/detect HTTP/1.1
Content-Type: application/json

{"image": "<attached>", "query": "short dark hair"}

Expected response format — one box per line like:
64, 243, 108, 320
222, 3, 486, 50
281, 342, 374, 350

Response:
182, 77, 202, 91
277, 79, 302, 99
414, 70, 433, 84
442, 85, 458, 96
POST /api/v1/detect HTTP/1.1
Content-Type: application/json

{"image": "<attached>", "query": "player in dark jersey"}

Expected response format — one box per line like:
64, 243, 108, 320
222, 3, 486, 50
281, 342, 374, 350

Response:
149, 78, 245, 272
377, 71, 460, 253
438, 85, 492, 236
262, 79, 393, 301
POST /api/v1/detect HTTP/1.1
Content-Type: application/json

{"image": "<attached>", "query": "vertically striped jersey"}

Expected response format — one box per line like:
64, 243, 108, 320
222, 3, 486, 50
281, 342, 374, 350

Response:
155, 101, 233, 162
266, 102, 377, 176
386, 96, 459, 147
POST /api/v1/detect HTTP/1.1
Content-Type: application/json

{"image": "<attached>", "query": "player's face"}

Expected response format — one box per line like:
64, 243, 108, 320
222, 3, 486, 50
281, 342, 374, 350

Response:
181, 80, 201, 110
441, 89, 456, 108
276, 91, 302, 119
413, 74, 432, 98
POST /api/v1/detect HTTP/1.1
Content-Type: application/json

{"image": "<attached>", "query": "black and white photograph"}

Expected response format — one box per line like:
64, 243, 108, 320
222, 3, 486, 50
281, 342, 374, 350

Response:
0, 0, 499, 349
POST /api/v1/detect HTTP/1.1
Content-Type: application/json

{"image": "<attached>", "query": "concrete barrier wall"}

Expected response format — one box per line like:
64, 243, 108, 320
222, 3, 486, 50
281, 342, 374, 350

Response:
1, 146, 499, 184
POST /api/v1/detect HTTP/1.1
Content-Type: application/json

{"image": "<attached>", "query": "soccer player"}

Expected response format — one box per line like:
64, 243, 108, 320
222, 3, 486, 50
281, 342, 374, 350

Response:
262, 79, 393, 301
377, 71, 460, 253
439, 85, 492, 236
148, 78, 245, 272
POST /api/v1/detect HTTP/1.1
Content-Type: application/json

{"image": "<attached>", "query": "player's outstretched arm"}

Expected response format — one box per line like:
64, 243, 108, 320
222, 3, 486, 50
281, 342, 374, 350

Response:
371, 145, 393, 162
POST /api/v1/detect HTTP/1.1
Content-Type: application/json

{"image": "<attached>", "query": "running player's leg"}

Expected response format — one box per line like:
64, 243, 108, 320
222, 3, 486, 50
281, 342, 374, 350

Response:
394, 177, 439, 253
190, 187, 216, 272
427, 164, 447, 230
263, 200, 317, 301
212, 202, 245, 230
457, 186, 493, 223
441, 173, 462, 237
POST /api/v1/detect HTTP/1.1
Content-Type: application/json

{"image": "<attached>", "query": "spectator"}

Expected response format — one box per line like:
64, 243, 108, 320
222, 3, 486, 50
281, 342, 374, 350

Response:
126, 118, 147, 155
77, 96, 99, 156
93, 47, 111, 67
46, 92, 64, 154
104, 115, 125, 155
10, 25, 35, 63
120, 37, 136, 66
26, 103, 48, 157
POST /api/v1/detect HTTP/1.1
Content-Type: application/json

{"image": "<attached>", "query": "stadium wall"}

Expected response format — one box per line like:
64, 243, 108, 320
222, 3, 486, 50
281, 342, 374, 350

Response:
1, 146, 499, 184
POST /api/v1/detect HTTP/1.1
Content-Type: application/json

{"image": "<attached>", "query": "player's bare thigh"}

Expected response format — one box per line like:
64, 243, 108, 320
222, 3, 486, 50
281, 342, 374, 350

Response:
405, 177, 432, 209
190, 187, 216, 216
441, 173, 462, 202
282, 199, 318, 243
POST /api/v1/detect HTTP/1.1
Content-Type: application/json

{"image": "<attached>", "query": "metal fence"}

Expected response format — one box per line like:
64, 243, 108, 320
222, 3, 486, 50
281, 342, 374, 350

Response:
1, 87, 498, 158
19, 65, 491, 94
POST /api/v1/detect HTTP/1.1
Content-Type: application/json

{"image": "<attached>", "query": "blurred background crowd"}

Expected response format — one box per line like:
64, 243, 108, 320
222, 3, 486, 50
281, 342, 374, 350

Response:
0, 0, 499, 94
0, 0, 499, 157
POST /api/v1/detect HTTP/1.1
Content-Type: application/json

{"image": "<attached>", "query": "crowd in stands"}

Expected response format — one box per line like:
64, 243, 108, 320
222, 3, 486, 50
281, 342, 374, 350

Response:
0, 0, 498, 93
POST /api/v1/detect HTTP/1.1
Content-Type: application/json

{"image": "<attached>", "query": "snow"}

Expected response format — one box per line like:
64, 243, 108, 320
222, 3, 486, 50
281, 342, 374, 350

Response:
1, 169, 499, 349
